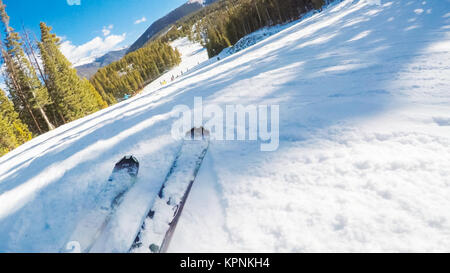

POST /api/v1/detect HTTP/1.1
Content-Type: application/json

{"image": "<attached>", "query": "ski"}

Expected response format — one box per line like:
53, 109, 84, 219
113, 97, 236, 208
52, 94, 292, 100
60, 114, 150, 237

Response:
66, 155, 139, 253
130, 128, 209, 253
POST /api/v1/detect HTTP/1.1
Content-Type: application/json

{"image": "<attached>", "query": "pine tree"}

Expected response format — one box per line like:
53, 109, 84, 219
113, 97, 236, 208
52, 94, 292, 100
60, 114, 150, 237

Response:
206, 26, 231, 57
22, 27, 65, 128
38, 22, 107, 122
0, 89, 32, 156
0, 115, 15, 156
311, 0, 325, 10
0, 0, 55, 133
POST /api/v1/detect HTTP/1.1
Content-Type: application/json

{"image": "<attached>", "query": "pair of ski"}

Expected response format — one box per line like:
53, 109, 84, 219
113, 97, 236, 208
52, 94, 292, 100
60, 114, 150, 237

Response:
68, 128, 209, 253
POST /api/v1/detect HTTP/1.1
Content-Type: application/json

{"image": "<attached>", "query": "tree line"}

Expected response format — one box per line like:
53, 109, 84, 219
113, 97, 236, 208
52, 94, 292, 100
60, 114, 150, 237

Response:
0, 0, 109, 156
90, 41, 181, 102
204, 0, 328, 57
152, 0, 329, 57
1, 0, 331, 156
0, 0, 182, 156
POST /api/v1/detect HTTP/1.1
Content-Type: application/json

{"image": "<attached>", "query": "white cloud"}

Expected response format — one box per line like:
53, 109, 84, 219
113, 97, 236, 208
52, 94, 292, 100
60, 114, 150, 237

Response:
60, 33, 126, 67
102, 29, 111, 36
188, 0, 205, 4
102, 25, 114, 36
134, 17, 147, 24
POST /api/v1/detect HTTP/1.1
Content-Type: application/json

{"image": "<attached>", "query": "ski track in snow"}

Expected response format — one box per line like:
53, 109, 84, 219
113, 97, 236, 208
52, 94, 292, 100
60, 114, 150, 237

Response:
0, 0, 450, 252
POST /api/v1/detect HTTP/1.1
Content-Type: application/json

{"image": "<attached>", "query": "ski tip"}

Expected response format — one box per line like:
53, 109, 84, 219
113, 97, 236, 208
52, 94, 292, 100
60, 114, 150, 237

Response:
117, 155, 139, 165
186, 127, 210, 141
113, 155, 140, 177
149, 244, 160, 253
124, 155, 139, 163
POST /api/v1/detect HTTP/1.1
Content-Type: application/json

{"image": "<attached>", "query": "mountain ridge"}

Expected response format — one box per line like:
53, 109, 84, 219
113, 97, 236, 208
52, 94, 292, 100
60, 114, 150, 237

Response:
75, 48, 128, 79
126, 2, 203, 54
75, 0, 217, 78
126, 0, 218, 53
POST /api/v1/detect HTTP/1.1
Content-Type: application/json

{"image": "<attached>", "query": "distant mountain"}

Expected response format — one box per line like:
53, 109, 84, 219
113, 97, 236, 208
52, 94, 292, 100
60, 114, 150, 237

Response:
127, 0, 218, 53
75, 48, 128, 79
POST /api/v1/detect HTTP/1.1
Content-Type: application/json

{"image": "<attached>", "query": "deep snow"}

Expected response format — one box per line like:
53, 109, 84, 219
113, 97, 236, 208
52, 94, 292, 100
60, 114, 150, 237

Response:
0, 0, 449, 252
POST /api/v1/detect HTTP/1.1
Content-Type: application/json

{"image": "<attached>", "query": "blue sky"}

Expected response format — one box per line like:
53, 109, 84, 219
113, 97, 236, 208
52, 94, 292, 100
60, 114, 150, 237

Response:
3, 0, 188, 65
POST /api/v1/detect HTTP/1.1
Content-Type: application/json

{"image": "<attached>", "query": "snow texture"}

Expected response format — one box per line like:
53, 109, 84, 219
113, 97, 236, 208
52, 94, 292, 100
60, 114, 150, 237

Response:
0, 0, 449, 252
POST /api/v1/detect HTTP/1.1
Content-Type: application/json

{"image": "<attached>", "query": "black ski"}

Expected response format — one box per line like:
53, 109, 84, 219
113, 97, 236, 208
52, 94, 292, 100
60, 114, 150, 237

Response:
66, 155, 139, 253
130, 128, 209, 253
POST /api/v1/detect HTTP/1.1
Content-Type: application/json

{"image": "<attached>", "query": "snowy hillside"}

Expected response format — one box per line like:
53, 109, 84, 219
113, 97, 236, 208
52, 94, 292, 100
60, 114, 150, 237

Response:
1, 0, 450, 252
142, 37, 209, 94
218, 19, 305, 58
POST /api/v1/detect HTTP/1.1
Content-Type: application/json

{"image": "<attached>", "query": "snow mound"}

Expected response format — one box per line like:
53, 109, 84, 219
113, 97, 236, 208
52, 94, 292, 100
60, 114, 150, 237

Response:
219, 25, 294, 58
218, 10, 318, 58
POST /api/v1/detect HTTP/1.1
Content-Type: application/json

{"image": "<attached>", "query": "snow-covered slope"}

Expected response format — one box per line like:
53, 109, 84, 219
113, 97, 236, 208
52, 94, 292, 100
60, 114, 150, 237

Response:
1, 0, 450, 252
142, 37, 209, 94
218, 18, 307, 58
